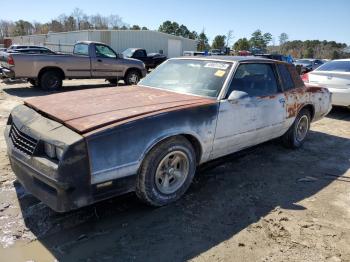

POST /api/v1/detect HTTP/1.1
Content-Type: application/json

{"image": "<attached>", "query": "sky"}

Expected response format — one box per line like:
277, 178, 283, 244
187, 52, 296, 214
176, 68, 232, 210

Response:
1, 0, 350, 45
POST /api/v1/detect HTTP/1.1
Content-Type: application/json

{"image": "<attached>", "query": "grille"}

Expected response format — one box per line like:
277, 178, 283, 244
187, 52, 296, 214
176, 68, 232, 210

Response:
9, 124, 38, 155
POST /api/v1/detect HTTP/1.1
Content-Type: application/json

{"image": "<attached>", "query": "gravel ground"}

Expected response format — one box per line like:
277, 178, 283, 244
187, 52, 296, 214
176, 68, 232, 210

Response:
0, 79, 349, 262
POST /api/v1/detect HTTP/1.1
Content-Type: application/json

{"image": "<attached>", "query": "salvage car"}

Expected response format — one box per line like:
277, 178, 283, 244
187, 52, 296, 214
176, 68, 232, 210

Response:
5, 56, 331, 212
0, 41, 146, 90
302, 59, 350, 107
294, 59, 324, 74
122, 48, 167, 70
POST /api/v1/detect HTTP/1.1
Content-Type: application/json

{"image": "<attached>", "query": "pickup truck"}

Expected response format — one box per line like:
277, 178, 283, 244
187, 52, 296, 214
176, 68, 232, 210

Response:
5, 56, 331, 212
122, 48, 167, 70
0, 41, 147, 90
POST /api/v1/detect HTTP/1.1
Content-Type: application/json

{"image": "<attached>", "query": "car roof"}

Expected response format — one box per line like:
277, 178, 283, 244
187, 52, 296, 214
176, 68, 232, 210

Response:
174, 55, 287, 64
76, 41, 107, 45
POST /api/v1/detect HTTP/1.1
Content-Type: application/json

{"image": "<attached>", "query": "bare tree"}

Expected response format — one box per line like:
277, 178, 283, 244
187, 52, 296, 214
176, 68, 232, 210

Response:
225, 30, 234, 48
72, 8, 84, 30
108, 15, 123, 29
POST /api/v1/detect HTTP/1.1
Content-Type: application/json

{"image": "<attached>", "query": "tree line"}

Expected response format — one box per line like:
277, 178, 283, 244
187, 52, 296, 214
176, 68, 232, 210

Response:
0, 8, 148, 39
0, 9, 348, 59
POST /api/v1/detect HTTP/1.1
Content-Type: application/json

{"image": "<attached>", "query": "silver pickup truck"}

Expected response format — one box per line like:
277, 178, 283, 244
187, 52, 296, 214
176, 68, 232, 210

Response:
0, 41, 147, 90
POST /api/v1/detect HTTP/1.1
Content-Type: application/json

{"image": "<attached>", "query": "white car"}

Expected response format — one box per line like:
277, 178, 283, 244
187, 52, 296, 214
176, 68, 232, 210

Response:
302, 59, 350, 107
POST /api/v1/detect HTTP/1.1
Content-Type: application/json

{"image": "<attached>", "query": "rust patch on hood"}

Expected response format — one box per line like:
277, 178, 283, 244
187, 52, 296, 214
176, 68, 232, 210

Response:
24, 86, 215, 134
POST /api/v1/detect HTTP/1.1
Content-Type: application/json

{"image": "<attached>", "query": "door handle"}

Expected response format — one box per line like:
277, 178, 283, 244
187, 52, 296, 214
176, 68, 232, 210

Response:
97, 59, 103, 62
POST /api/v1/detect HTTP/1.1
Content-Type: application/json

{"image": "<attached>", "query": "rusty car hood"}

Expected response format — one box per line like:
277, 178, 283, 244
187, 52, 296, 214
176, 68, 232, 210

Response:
24, 86, 215, 134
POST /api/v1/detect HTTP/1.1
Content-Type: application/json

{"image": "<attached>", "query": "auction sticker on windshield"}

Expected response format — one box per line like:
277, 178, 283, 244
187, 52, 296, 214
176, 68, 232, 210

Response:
214, 70, 226, 77
204, 62, 230, 70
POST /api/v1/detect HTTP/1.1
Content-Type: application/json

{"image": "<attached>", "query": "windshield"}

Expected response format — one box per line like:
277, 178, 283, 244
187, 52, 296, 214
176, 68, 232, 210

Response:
139, 59, 232, 98
122, 48, 135, 58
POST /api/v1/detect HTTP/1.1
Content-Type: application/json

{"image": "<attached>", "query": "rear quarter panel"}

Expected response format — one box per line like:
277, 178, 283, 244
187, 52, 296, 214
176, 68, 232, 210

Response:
284, 85, 331, 128
84, 103, 219, 184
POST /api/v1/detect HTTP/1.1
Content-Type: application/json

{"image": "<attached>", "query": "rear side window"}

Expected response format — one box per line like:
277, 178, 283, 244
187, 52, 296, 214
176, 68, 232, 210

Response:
317, 61, 350, 72
228, 63, 279, 97
287, 64, 305, 89
73, 44, 89, 56
277, 64, 294, 90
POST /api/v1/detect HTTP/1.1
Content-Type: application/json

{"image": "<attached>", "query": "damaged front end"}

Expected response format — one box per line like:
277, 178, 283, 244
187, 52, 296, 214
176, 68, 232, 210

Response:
4, 105, 91, 212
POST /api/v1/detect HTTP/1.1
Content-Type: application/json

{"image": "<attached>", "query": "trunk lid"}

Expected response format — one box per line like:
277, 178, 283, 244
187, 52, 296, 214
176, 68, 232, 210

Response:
24, 86, 214, 134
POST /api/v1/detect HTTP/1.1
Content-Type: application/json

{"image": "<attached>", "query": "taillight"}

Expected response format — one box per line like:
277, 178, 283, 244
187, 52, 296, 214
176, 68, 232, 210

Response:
7, 55, 14, 65
301, 73, 309, 83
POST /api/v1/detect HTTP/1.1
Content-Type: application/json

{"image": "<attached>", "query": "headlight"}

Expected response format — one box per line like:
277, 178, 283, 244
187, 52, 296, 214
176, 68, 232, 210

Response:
44, 142, 64, 161
55, 147, 64, 161
44, 143, 56, 158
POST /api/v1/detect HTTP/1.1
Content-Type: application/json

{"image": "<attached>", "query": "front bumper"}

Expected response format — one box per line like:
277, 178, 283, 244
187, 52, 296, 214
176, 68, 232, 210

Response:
5, 105, 136, 212
5, 125, 75, 212
328, 87, 350, 107
4, 105, 92, 212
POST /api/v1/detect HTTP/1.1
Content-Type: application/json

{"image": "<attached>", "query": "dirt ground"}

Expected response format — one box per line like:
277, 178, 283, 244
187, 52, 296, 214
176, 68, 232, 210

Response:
0, 79, 349, 262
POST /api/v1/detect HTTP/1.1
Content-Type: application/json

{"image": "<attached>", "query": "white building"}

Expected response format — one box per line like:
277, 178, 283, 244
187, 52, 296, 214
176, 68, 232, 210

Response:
9, 30, 198, 58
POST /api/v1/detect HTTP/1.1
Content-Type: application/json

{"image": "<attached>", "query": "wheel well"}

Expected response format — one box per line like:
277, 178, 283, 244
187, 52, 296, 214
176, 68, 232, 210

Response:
182, 134, 202, 164
145, 134, 202, 165
38, 67, 65, 80
301, 104, 315, 121
124, 67, 141, 78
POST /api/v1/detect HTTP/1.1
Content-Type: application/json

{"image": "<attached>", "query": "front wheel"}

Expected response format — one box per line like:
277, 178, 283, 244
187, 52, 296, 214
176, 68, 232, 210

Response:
282, 108, 311, 148
124, 70, 141, 85
136, 136, 196, 206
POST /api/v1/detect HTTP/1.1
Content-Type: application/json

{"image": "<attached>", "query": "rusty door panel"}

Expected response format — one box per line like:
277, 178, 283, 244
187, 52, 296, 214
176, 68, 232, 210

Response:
24, 86, 215, 134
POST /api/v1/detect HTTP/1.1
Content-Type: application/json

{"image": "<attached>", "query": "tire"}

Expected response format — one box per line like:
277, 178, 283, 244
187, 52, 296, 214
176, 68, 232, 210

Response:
124, 69, 141, 85
39, 71, 62, 91
136, 136, 197, 206
28, 78, 39, 87
282, 108, 311, 148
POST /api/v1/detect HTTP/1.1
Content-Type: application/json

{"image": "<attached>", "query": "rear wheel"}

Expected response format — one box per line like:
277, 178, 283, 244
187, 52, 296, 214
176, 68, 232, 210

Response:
40, 71, 63, 91
136, 136, 196, 206
282, 108, 311, 148
124, 69, 141, 85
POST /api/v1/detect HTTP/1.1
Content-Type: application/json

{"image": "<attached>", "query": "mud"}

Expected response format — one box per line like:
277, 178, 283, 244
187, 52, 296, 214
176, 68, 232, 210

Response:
0, 80, 349, 262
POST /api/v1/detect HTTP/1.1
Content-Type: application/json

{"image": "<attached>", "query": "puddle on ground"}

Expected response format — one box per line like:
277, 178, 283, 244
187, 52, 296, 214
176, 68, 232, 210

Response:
0, 240, 56, 262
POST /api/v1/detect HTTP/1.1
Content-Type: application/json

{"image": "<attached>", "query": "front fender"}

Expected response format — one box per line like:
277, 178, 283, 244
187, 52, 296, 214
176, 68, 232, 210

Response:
85, 103, 219, 184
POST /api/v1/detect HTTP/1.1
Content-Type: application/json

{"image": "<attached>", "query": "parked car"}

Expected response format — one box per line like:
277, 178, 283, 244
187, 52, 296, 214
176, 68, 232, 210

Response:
0, 41, 146, 90
183, 51, 206, 56
294, 59, 324, 73
5, 56, 331, 212
7, 44, 45, 50
301, 59, 350, 107
122, 48, 167, 70
210, 49, 224, 55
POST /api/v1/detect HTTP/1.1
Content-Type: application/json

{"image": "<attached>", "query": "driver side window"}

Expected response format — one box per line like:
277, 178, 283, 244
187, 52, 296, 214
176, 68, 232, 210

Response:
227, 63, 279, 98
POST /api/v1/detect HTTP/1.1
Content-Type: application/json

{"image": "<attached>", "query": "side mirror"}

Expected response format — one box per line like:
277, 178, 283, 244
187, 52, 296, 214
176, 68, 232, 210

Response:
227, 90, 249, 102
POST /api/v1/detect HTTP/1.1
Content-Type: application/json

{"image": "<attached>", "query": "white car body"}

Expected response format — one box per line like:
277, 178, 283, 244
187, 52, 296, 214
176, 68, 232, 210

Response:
305, 59, 350, 107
